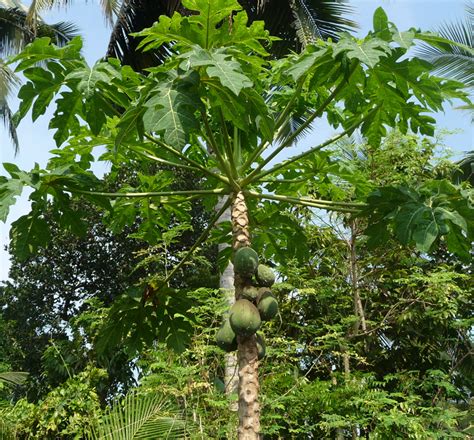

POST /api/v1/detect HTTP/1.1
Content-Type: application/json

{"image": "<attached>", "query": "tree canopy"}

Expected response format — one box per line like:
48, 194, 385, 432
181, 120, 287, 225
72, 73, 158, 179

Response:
0, 0, 472, 438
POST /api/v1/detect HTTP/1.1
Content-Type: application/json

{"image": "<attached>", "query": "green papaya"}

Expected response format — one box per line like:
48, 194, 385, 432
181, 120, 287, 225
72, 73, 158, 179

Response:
241, 285, 259, 301
230, 299, 261, 336
256, 264, 275, 287
256, 333, 266, 360
234, 247, 259, 277
216, 318, 237, 352
257, 291, 279, 321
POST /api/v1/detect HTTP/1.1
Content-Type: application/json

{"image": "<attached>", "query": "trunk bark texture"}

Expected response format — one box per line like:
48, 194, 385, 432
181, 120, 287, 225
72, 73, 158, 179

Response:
349, 220, 366, 334
231, 191, 261, 440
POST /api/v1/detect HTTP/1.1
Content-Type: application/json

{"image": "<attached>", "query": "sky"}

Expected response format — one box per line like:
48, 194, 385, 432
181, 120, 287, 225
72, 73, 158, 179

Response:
0, 0, 472, 280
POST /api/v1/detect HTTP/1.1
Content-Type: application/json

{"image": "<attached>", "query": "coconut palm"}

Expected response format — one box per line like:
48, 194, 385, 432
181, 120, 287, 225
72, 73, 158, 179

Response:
0, 0, 78, 151
24, 0, 121, 30
107, 0, 356, 70
416, 1, 473, 88
416, 3, 473, 187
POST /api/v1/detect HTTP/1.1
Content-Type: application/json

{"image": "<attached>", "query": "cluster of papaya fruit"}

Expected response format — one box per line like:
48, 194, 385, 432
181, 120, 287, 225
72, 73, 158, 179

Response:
216, 247, 278, 359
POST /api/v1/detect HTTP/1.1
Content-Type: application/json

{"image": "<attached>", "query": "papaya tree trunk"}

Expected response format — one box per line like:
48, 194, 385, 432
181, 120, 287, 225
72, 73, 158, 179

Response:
231, 191, 261, 440
215, 196, 239, 402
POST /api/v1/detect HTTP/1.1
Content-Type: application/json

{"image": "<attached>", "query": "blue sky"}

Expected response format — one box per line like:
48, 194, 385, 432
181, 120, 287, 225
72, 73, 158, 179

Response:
0, 0, 472, 280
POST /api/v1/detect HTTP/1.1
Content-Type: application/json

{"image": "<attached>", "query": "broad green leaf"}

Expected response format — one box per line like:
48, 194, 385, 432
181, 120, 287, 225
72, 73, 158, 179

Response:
65, 62, 115, 98
143, 79, 201, 149
49, 90, 83, 146
333, 37, 392, 68
14, 63, 66, 124
11, 36, 83, 71
284, 47, 333, 82
392, 29, 415, 49
216, 10, 270, 55
373, 7, 391, 41
0, 176, 23, 222
365, 180, 473, 261
115, 105, 146, 150
181, 47, 253, 95
183, 0, 241, 48
10, 212, 51, 261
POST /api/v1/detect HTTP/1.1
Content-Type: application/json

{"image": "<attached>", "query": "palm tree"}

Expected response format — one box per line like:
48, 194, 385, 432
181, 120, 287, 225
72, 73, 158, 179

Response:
0, 0, 78, 151
415, 2, 473, 186
416, 1, 473, 88
106, 0, 356, 70
24, 0, 121, 30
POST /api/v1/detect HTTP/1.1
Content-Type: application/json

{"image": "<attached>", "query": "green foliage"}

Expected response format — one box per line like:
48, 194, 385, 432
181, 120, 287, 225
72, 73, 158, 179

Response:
96, 286, 196, 356
364, 179, 473, 257
1, 3, 470, 265
89, 392, 187, 439
0, 3, 472, 437
3, 368, 103, 439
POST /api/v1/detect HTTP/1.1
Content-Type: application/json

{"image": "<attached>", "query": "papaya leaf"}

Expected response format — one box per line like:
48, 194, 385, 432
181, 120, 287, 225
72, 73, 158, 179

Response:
10, 211, 51, 261
372, 7, 391, 41
364, 180, 473, 260
65, 62, 117, 99
180, 47, 253, 96
143, 79, 201, 149
333, 37, 392, 68
96, 287, 195, 356
11, 36, 83, 71
49, 90, 83, 146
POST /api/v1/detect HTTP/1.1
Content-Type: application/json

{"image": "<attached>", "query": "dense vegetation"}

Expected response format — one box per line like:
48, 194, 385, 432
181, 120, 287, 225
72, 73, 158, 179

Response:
0, 0, 472, 438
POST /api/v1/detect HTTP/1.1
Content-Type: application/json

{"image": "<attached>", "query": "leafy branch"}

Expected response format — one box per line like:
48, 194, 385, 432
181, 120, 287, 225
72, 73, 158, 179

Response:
143, 133, 230, 185
245, 190, 364, 213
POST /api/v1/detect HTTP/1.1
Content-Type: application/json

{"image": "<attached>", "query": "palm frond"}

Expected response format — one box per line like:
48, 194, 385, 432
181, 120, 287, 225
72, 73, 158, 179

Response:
36, 18, 79, 46
0, 371, 29, 385
26, 0, 119, 29
89, 392, 188, 440
0, 60, 19, 152
277, 110, 315, 145
0, 6, 78, 55
0, 7, 34, 56
292, 0, 322, 49
416, 2, 474, 87
107, 0, 184, 71
304, 0, 356, 40
240, 0, 356, 55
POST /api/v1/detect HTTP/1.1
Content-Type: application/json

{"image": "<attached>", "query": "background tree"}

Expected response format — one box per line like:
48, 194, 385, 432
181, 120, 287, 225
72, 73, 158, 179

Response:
107, 0, 356, 70
0, 0, 77, 151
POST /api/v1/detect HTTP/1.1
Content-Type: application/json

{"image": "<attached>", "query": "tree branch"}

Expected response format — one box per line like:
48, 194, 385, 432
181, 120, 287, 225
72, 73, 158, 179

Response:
68, 188, 229, 199
245, 190, 363, 213
245, 106, 378, 185
159, 196, 232, 289
144, 133, 230, 185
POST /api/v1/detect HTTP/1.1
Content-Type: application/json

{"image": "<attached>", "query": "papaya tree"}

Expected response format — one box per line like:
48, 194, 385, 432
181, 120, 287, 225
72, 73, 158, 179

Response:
1, 1, 472, 438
